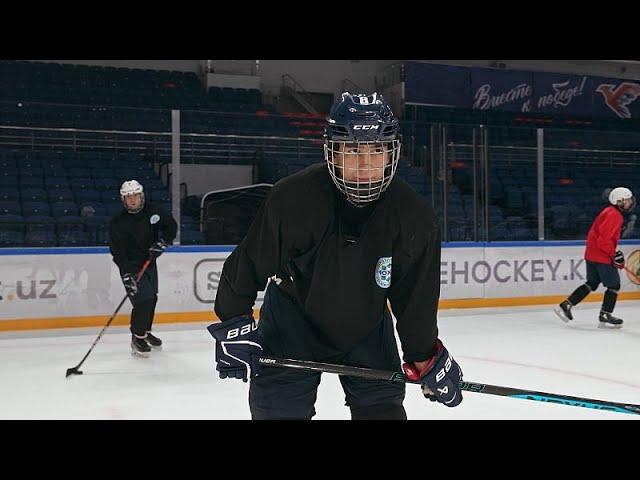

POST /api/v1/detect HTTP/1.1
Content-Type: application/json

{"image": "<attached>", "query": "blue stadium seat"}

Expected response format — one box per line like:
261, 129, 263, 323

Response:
448, 224, 471, 242
0, 175, 18, 187
25, 215, 56, 234
109, 159, 130, 171
512, 227, 533, 241
24, 231, 57, 247
150, 189, 171, 203
95, 178, 120, 191
0, 187, 20, 201
144, 178, 164, 189
505, 188, 525, 210
84, 215, 110, 245
58, 230, 89, 246
47, 189, 75, 203
91, 167, 114, 179
447, 204, 466, 217
19, 176, 44, 188
0, 230, 24, 247
74, 190, 101, 204
18, 167, 45, 178
45, 167, 68, 178
70, 178, 95, 191
0, 214, 24, 232
18, 157, 43, 170
106, 202, 124, 216
179, 229, 202, 245
22, 201, 51, 217
490, 223, 510, 241
157, 202, 171, 213
51, 201, 79, 217
100, 190, 120, 203
62, 158, 86, 169
44, 177, 70, 189
78, 203, 107, 216
21, 188, 48, 202
0, 157, 18, 168
488, 205, 504, 221
0, 200, 21, 215
55, 215, 85, 233
69, 167, 91, 178
1, 166, 19, 177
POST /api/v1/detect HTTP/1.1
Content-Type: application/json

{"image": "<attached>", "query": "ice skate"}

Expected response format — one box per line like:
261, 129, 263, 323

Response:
145, 331, 163, 350
554, 300, 573, 323
598, 311, 623, 329
131, 334, 151, 357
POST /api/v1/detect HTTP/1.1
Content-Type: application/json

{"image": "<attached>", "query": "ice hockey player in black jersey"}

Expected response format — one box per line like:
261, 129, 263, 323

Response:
109, 180, 177, 357
207, 92, 463, 419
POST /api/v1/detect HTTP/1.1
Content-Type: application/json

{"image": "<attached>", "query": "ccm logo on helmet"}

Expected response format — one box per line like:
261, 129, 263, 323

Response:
353, 125, 379, 130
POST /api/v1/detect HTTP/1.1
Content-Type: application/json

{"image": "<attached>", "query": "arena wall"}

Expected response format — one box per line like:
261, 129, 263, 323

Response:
1, 241, 639, 330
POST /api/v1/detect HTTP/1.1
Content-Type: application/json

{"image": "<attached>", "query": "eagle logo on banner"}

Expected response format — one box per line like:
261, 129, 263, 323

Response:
596, 82, 640, 118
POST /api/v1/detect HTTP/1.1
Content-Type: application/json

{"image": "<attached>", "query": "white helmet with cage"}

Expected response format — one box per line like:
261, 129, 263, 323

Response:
120, 180, 145, 213
609, 187, 635, 212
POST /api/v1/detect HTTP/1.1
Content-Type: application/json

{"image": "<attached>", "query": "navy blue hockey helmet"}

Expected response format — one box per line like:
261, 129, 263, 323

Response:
324, 92, 401, 206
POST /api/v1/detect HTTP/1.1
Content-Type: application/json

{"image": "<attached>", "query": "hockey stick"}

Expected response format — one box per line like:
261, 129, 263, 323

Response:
65, 258, 152, 378
257, 356, 640, 416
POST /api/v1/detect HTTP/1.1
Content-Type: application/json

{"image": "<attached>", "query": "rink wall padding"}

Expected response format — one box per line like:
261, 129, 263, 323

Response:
1, 242, 639, 331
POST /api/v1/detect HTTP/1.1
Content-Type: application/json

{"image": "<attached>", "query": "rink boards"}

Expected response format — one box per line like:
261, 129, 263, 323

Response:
1, 241, 639, 330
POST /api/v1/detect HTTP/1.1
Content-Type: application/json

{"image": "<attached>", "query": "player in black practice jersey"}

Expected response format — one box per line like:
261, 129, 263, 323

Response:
109, 180, 177, 357
208, 92, 463, 419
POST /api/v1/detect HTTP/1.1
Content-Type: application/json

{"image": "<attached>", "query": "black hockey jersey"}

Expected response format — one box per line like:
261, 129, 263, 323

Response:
109, 202, 177, 276
214, 164, 440, 363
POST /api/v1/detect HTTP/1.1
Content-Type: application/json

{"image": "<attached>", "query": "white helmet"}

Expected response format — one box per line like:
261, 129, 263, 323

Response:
609, 187, 635, 212
120, 180, 145, 213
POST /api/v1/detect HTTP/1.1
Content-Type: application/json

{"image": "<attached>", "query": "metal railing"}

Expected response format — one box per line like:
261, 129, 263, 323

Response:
2, 118, 639, 245
399, 122, 640, 242
280, 74, 318, 114
0, 125, 321, 165
205, 60, 259, 76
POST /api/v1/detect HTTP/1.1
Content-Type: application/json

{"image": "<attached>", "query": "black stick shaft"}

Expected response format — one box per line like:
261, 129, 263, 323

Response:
258, 356, 640, 416
66, 259, 152, 374
67, 295, 129, 372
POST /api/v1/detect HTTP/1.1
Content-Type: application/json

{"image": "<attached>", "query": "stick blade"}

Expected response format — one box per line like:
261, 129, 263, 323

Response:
66, 367, 83, 378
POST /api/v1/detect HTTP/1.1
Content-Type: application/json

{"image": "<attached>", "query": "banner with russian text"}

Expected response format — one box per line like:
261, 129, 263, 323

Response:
404, 61, 640, 119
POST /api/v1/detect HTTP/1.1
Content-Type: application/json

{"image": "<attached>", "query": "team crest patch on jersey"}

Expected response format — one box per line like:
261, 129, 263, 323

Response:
150, 214, 160, 225
375, 256, 392, 289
